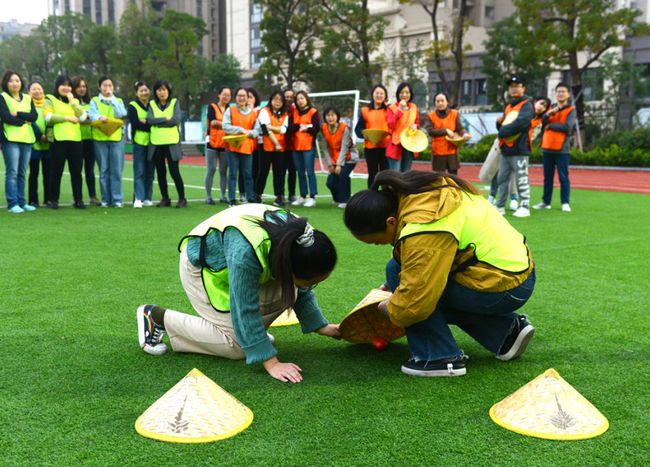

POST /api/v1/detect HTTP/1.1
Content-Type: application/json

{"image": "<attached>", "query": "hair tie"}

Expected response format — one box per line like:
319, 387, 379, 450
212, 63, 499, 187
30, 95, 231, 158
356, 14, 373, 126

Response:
296, 223, 315, 248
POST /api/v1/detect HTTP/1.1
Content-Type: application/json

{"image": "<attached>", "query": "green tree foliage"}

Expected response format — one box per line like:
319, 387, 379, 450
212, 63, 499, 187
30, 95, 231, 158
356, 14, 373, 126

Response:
206, 54, 242, 92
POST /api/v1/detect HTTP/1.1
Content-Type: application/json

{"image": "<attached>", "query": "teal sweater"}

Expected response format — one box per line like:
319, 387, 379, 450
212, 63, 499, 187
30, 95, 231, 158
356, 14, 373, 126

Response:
186, 228, 328, 364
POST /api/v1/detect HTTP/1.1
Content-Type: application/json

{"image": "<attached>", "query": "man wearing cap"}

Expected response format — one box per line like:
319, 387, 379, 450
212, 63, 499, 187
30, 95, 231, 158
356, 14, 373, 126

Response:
495, 76, 534, 217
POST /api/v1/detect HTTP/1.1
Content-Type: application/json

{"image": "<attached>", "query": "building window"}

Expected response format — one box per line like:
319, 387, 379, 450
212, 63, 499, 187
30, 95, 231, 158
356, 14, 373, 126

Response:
412, 79, 428, 109
461, 79, 472, 105
197, 0, 203, 16
95, 0, 103, 24
475, 79, 487, 105
64, 0, 70, 11
108, 0, 115, 23
250, 1, 263, 69
83, 0, 91, 16
485, 6, 494, 20
251, 3, 263, 24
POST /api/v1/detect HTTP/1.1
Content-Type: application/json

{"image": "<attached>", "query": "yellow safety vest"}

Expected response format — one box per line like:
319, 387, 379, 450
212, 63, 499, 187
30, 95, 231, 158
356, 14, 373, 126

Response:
149, 99, 180, 145
178, 204, 282, 312
32, 106, 50, 151
91, 96, 123, 142
1, 92, 36, 144
79, 102, 93, 140
47, 94, 82, 142
398, 193, 530, 273
129, 101, 150, 146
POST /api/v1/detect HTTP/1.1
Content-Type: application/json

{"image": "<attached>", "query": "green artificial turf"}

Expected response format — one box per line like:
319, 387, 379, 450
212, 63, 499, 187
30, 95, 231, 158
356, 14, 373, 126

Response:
1, 162, 649, 465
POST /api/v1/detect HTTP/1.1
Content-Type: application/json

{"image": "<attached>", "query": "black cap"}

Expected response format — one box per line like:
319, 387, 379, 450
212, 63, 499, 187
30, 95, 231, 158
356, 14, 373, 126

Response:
506, 75, 525, 86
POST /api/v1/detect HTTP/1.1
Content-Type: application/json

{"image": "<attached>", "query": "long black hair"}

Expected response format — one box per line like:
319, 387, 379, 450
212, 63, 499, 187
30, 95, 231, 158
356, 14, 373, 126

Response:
256, 212, 337, 309
369, 84, 388, 109
1, 70, 24, 94
70, 76, 91, 104
344, 170, 480, 236
152, 80, 172, 102
52, 75, 72, 102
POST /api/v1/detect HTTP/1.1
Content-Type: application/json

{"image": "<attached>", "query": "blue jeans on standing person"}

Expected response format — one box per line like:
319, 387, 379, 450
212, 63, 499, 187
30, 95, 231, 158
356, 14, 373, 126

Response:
541, 151, 570, 205
2, 142, 32, 209
326, 163, 356, 203
227, 150, 253, 202
385, 258, 536, 361
94, 140, 125, 205
387, 149, 414, 172
293, 149, 318, 197
132, 143, 155, 202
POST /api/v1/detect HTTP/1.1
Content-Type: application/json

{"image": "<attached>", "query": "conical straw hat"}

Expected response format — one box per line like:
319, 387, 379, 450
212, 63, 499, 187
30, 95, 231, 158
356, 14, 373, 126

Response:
362, 128, 389, 145
489, 368, 609, 441
501, 110, 520, 143
135, 368, 253, 443
445, 134, 468, 147
270, 309, 299, 327
339, 289, 405, 344
400, 128, 428, 153
91, 118, 123, 136
223, 134, 248, 148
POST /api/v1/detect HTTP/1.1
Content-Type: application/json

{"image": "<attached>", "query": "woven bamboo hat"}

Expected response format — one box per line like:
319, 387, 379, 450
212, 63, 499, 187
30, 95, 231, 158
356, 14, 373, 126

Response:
339, 289, 405, 344
270, 309, 299, 327
400, 128, 428, 153
501, 111, 520, 143
445, 134, 468, 147
362, 128, 389, 145
222, 134, 249, 148
91, 118, 123, 136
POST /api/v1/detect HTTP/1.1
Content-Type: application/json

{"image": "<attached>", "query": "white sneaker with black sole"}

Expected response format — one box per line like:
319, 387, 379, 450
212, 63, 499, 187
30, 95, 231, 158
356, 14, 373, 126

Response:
137, 304, 168, 356
401, 356, 467, 377
497, 315, 535, 361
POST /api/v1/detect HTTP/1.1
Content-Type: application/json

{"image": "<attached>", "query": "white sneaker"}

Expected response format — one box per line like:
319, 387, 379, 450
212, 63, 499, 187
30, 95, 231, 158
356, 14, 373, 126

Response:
303, 197, 316, 207
133, 199, 143, 209
509, 199, 519, 211
337, 203, 347, 209
267, 332, 275, 344
291, 196, 305, 206
115, 202, 123, 208
562, 203, 572, 212
496, 207, 506, 215
512, 207, 530, 218
533, 202, 551, 210
487, 195, 495, 205
143, 200, 153, 207
100, 202, 109, 207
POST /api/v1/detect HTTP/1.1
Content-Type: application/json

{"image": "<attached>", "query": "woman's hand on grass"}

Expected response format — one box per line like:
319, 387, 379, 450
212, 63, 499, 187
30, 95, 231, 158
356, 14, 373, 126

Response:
316, 324, 340, 339
263, 357, 303, 383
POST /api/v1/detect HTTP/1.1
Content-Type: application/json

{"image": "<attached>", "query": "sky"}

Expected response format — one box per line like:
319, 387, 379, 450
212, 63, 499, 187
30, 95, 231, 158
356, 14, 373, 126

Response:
0, 0, 49, 24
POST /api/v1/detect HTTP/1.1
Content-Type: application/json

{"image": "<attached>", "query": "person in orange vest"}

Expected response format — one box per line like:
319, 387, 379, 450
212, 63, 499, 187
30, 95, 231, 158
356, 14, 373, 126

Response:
425, 92, 472, 175
321, 107, 359, 208
283, 88, 298, 203
386, 82, 420, 172
205, 86, 231, 204
288, 90, 320, 207
495, 75, 534, 218
534, 82, 576, 212
354, 84, 390, 187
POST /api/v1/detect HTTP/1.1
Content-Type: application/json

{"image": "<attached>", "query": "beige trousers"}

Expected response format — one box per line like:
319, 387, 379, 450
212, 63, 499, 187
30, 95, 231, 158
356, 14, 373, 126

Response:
163, 247, 286, 359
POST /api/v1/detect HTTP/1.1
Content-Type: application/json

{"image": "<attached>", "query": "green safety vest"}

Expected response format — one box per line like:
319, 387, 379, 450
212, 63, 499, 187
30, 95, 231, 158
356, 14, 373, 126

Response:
32, 106, 50, 151
178, 204, 282, 312
129, 101, 150, 146
149, 98, 180, 145
91, 96, 123, 142
46, 94, 82, 142
398, 192, 530, 273
1, 92, 36, 144
79, 102, 93, 140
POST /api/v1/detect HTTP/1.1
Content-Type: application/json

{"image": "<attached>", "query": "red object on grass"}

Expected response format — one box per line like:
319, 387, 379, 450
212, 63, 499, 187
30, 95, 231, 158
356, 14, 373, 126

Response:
372, 336, 389, 351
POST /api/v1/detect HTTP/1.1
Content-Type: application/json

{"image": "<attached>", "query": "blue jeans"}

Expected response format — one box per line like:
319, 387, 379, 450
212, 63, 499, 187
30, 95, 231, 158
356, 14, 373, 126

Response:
541, 151, 570, 205
387, 150, 414, 172
132, 143, 155, 202
227, 150, 253, 201
94, 141, 125, 205
2, 142, 31, 208
326, 163, 356, 203
385, 258, 536, 361
293, 149, 318, 197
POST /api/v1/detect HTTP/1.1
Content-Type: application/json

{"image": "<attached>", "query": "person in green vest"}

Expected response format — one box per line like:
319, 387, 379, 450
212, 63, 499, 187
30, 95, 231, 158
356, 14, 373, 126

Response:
0, 70, 37, 213
127, 81, 154, 208
137, 204, 340, 383
89, 76, 127, 208
343, 170, 536, 377
71, 76, 100, 206
147, 80, 186, 208
27, 80, 52, 207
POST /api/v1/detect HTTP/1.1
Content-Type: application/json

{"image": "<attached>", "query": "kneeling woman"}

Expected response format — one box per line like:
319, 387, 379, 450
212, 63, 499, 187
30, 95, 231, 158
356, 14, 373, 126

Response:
137, 204, 340, 383
344, 171, 536, 377
321, 106, 358, 208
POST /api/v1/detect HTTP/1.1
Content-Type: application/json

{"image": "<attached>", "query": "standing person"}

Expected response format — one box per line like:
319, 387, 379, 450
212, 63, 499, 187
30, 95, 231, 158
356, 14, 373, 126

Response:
426, 92, 472, 175
44, 75, 86, 209
222, 87, 258, 206
289, 90, 320, 207
534, 83, 576, 213
71, 76, 99, 205
205, 86, 231, 204
321, 106, 359, 208
147, 80, 187, 208
283, 88, 298, 203
255, 90, 288, 206
386, 82, 420, 172
27, 80, 52, 207
89, 76, 127, 208
128, 81, 154, 208
247, 87, 262, 200
355, 84, 390, 188
0, 70, 37, 213
136, 204, 340, 384
495, 76, 534, 218
343, 171, 536, 377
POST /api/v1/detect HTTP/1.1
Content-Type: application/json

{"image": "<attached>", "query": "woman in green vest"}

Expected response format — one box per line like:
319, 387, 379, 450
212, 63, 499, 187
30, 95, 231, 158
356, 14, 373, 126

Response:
71, 76, 99, 206
0, 70, 37, 213
27, 80, 52, 207
147, 80, 186, 208
137, 204, 340, 383
128, 81, 154, 208
343, 170, 536, 377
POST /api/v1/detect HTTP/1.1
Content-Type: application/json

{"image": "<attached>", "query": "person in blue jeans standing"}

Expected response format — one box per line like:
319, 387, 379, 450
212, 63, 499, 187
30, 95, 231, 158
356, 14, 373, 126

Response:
289, 91, 320, 207
128, 81, 154, 208
320, 107, 358, 208
344, 170, 536, 377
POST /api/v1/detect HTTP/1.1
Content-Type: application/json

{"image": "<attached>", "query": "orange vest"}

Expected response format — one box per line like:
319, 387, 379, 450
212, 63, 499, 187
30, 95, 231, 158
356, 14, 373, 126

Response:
292, 106, 318, 151
228, 106, 256, 155
389, 102, 417, 145
208, 103, 227, 149
261, 108, 286, 152
541, 105, 574, 152
428, 109, 459, 156
361, 106, 389, 149
499, 99, 529, 148
321, 122, 350, 165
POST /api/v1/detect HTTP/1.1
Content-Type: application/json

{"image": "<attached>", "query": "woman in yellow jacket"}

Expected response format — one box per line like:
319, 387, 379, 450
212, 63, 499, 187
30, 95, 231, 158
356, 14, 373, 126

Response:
343, 170, 536, 377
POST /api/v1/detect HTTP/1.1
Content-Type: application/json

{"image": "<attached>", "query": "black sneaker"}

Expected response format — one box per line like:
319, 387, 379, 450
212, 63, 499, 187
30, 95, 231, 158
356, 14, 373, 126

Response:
205, 198, 216, 205
401, 356, 466, 377
497, 315, 535, 361
229, 199, 236, 207
273, 196, 285, 207
176, 198, 188, 208
137, 304, 168, 356
157, 198, 171, 207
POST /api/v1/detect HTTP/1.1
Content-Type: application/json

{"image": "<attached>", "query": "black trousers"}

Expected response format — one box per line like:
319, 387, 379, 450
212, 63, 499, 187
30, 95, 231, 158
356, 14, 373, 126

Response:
284, 149, 296, 197
50, 140, 83, 203
364, 147, 388, 188
153, 145, 185, 200
255, 150, 286, 198
28, 155, 51, 205
81, 139, 96, 198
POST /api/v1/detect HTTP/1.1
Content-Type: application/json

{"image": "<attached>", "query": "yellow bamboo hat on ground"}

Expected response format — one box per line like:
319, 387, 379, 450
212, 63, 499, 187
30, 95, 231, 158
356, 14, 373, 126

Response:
269, 309, 299, 327
362, 129, 389, 145
91, 118, 123, 136
445, 134, 468, 147
222, 134, 249, 149
135, 368, 254, 443
339, 289, 405, 344
489, 368, 609, 441
501, 111, 520, 143
400, 128, 428, 153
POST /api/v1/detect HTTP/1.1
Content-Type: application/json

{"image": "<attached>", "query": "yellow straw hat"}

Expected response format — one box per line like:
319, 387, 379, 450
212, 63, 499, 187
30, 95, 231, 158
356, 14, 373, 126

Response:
400, 128, 428, 153
222, 134, 249, 149
445, 134, 468, 147
91, 118, 123, 136
362, 129, 389, 145
339, 289, 405, 344
502, 111, 520, 143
